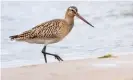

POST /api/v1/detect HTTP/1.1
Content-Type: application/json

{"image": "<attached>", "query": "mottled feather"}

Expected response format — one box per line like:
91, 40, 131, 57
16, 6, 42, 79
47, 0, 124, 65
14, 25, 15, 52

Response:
10, 19, 72, 44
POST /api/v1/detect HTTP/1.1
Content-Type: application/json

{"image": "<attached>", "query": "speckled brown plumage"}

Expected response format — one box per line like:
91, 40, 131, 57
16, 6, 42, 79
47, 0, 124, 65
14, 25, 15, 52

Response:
10, 19, 73, 44
9, 6, 94, 63
10, 6, 94, 45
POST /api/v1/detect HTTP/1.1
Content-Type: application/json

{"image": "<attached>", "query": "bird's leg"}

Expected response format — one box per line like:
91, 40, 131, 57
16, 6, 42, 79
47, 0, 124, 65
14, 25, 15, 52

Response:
42, 46, 47, 63
42, 46, 63, 63
45, 52, 63, 62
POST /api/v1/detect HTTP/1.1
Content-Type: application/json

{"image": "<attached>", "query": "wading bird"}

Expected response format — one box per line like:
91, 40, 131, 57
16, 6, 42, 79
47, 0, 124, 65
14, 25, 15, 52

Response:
10, 6, 94, 63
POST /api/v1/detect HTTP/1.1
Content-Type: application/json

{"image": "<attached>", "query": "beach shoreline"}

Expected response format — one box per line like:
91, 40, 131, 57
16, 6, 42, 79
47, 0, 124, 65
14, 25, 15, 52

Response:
1, 54, 133, 80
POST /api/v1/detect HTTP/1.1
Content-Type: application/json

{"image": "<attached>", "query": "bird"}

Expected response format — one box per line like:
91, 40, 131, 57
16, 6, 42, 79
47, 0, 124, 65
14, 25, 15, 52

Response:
9, 6, 94, 63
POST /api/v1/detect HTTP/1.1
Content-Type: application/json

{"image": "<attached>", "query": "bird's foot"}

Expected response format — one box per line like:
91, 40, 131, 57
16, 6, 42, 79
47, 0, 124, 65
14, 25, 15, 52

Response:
53, 54, 63, 61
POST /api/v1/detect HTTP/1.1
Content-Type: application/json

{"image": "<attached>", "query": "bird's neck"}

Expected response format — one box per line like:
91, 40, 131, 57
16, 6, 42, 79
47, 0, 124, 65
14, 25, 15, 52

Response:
65, 14, 74, 26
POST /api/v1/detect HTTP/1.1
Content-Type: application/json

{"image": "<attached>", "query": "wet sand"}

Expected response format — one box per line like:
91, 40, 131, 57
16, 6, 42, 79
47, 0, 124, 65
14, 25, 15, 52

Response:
1, 54, 133, 80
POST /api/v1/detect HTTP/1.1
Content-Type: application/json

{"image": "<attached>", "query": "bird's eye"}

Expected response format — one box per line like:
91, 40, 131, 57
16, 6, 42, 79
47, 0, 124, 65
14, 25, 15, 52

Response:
71, 9, 74, 12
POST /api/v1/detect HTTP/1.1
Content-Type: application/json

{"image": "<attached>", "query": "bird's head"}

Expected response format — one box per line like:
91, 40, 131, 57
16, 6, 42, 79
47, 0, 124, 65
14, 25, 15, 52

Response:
66, 6, 94, 27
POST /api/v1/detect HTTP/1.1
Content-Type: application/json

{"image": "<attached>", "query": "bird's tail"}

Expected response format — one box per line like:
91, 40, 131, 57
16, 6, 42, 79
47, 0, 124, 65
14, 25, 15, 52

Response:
9, 35, 18, 40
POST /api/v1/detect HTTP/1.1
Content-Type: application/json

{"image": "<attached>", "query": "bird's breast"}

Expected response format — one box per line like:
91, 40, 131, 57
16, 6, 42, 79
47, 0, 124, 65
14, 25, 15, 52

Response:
25, 38, 60, 44
57, 21, 74, 39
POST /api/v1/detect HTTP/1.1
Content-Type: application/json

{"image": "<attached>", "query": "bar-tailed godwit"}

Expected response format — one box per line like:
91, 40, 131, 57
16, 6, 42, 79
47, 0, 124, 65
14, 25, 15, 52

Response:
10, 6, 94, 63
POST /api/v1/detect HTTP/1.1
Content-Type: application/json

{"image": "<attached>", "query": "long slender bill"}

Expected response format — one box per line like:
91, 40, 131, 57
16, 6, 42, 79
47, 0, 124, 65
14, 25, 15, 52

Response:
76, 13, 94, 27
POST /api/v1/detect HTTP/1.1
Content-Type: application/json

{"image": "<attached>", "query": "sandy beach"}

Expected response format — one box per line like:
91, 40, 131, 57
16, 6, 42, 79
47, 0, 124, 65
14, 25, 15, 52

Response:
1, 1, 133, 80
1, 54, 133, 80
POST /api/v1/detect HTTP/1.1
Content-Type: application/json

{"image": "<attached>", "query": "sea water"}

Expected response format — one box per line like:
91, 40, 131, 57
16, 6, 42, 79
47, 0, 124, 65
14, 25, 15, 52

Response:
1, 1, 133, 68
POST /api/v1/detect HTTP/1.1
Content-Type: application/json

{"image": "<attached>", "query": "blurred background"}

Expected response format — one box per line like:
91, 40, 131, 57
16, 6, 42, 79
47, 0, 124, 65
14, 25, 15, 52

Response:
1, 1, 133, 68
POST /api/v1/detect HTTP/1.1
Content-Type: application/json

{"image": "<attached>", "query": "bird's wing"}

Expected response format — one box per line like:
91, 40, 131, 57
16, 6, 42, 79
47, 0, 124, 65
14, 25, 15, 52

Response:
10, 19, 67, 40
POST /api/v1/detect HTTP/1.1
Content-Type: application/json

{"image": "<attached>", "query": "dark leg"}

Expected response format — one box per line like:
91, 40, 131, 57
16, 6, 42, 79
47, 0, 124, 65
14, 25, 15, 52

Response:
42, 46, 63, 63
42, 46, 47, 63
45, 52, 63, 61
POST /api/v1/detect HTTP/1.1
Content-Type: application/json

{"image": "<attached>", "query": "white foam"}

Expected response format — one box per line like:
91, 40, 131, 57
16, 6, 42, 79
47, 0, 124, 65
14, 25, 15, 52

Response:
91, 60, 133, 68
116, 61, 133, 64
92, 63, 118, 68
